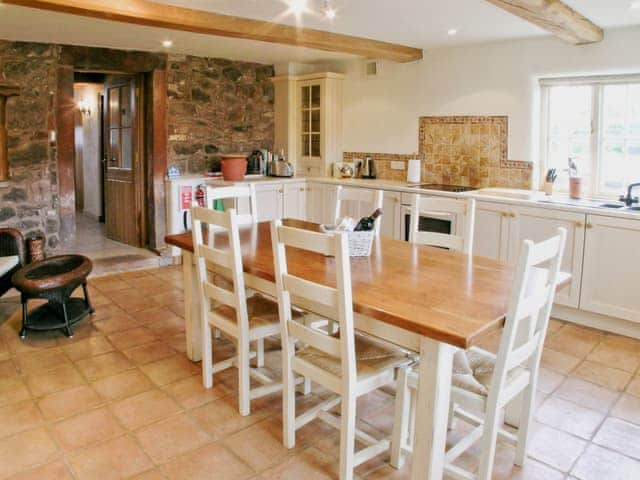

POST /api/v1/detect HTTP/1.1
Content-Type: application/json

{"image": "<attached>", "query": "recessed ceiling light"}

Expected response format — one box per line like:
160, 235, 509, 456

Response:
162, 40, 173, 48
447, 29, 458, 36
323, 0, 336, 19
288, 0, 308, 15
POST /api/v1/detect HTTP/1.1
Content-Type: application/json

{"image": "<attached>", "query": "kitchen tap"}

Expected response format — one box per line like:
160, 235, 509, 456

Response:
619, 183, 640, 207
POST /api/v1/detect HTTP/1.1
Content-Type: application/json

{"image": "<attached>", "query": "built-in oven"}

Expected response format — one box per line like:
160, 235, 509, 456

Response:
400, 205, 457, 242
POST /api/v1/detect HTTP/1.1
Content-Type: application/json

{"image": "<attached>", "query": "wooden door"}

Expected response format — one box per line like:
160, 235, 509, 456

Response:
103, 75, 146, 247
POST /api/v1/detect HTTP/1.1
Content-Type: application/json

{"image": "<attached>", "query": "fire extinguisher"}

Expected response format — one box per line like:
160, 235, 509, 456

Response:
195, 184, 206, 207
183, 184, 207, 231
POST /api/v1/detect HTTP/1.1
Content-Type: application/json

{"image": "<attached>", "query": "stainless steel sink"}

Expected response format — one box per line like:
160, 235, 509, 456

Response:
599, 203, 625, 209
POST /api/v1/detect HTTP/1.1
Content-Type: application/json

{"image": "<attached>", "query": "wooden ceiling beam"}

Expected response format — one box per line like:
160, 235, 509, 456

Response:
3, 0, 423, 63
484, 0, 603, 45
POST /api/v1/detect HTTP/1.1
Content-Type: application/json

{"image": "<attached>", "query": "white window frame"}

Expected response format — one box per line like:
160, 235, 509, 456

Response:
540, 74, 640, 198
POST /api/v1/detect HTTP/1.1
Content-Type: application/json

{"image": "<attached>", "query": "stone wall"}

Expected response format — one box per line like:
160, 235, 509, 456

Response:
0, 42, 61, 249
167, 54, 275, 174
0, 40, 276, 250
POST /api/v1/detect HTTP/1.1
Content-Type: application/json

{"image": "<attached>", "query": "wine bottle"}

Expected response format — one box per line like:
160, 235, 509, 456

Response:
354, 208, 383, 232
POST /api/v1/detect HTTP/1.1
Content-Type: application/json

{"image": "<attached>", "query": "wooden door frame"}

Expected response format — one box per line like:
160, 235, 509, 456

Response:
56, 46, 167, 249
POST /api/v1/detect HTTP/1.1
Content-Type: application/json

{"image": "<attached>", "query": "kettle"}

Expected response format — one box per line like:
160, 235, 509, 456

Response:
361, 157, 376, 179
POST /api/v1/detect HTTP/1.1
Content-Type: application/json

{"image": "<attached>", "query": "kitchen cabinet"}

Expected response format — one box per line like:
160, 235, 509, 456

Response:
254, 183, 282, 222
283, 181, 307, 220
381, 191, 401, 240
472, 201, 585, 308
509, 206, 586, 308
580, 215, 640, 323
473, 201, 512, 262
305, 182, 326, 224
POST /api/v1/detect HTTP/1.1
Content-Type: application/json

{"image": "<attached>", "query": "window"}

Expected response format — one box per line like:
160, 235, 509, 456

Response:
541, 76, 640, 197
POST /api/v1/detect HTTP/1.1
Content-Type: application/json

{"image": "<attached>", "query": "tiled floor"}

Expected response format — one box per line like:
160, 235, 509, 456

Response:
56, 214, 164, 276
0, 266, 639, 479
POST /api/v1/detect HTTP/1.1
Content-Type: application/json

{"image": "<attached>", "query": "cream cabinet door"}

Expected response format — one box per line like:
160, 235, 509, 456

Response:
283, 181, 307, 220
472, 201, 512, 262
381, 191, 401, 240
580, 215, 640, 322
305, 182, 325, 224
255, 183, 282, 222
509, 206, 586, 308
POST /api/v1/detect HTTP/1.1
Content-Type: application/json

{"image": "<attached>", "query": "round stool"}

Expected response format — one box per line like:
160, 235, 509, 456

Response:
12, 255, 94, 338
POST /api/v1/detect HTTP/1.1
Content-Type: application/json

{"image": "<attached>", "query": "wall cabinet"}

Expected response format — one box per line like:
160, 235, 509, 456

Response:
580, 215, 640, 323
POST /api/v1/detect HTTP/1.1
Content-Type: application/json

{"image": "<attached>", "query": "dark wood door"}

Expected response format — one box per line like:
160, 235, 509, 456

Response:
103, 75, 146, 247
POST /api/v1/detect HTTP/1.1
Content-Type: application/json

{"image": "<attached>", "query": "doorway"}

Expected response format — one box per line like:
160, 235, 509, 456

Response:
103, 74, 147, 248
67, 71, 159, 274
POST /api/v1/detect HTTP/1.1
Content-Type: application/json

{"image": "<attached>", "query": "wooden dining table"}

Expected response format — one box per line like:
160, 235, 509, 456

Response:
165, 219, 569, 480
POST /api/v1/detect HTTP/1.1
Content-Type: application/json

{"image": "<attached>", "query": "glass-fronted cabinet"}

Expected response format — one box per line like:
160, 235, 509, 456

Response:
296, 73, 343, 177
300, 82, 322, 159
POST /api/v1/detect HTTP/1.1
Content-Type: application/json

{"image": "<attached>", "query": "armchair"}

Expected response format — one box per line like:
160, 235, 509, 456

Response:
0, 228, 26, 297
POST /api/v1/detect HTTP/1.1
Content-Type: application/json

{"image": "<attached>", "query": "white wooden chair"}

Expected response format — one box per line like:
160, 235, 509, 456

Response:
192, 206, 291, 416
271, 220, 412, 480
206, 184, 258, 224
204, 184, 263, 360
390, 228, 567, 480
333, 186, 384, 236
409, 194, 476, 254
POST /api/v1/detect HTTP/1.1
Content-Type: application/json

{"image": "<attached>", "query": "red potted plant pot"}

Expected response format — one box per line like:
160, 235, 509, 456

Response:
220, 154, 248, 181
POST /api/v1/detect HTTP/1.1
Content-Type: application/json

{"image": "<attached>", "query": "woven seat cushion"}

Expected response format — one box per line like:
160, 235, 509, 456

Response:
213, 294, 302, 329
296, 333, 411, 379
452, 347, 523, 397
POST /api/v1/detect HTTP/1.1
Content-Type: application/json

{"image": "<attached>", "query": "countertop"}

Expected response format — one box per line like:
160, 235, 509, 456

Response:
204, 175, 640, 221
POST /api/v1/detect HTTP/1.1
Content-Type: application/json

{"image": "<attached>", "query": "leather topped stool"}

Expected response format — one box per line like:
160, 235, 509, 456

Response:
12, 255, 94, 338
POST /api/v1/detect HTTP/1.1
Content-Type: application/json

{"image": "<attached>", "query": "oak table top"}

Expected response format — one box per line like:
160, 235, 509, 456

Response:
166, 219, 522, 349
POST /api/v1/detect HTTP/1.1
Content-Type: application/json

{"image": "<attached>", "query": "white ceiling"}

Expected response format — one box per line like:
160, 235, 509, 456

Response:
0, 0, 639, 65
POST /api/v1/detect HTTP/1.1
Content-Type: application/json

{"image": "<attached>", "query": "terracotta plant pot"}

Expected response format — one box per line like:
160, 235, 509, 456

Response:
220, 154, 247, 181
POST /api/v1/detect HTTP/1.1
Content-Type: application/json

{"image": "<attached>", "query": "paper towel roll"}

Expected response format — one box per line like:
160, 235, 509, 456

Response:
407, 159, 421, 183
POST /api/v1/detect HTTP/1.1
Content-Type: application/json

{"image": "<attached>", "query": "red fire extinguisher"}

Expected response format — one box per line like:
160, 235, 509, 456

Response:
195, 184, 206, 207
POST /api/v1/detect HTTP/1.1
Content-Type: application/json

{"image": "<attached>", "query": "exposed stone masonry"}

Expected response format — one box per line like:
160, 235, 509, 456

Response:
167, 54, 274, 174
0, 40, 276, 250
0, 42, 61, 249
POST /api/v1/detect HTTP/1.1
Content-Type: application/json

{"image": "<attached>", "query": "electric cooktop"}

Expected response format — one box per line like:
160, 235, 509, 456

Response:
408, 184, 477, 193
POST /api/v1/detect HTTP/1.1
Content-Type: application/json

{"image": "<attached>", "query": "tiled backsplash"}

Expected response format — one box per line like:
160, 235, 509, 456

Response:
344, 116, 533, 189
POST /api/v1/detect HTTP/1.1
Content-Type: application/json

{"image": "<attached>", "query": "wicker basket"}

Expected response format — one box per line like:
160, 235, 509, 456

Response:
320, 226, 375, 257
346, 230, 374, 257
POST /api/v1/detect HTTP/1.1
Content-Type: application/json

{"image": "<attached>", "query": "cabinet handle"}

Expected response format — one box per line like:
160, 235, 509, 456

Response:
510, 213, 516, 218
586, 223, 594, 229
575, 221, 584, 228
278, 188, 283, 194
300, 187, 305, 192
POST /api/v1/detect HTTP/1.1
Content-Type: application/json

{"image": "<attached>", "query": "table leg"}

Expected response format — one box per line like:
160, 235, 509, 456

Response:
182, 251, 202, 362
411, 338, 455, 480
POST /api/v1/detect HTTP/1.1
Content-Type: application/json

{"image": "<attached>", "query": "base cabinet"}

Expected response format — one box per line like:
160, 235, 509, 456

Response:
283, 181, 307, 220
509, 206, 585, 308
472, 201, 586, 308
473, 201, 512, 262
305, 182, 325, 224
254, 184, 282, 222
580, 215, 640, 323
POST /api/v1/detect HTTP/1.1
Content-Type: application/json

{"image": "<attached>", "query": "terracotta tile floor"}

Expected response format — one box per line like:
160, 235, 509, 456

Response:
0, 266, 639, 479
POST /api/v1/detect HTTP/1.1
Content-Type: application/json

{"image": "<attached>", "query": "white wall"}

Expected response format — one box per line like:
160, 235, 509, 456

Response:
326, 26, 640, 172
73, 84, 103, 219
